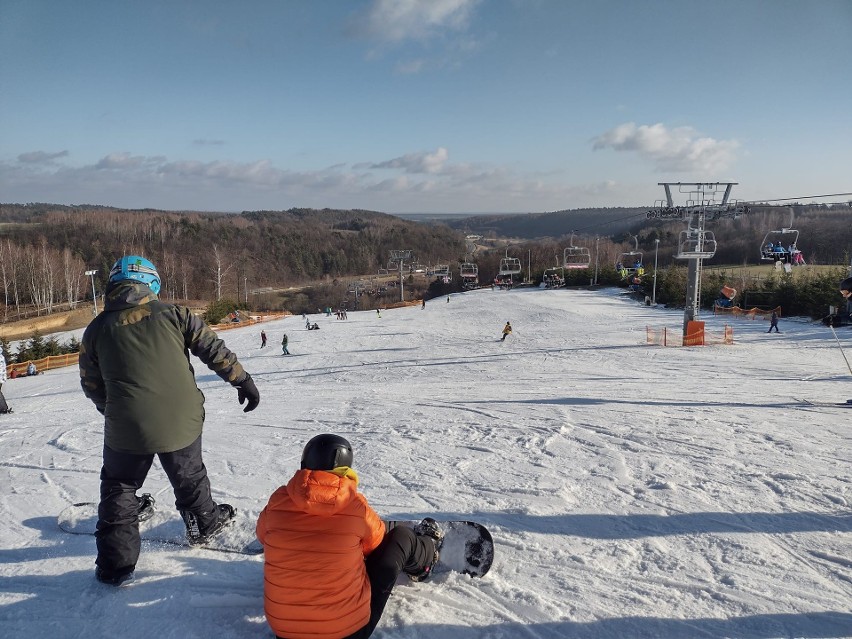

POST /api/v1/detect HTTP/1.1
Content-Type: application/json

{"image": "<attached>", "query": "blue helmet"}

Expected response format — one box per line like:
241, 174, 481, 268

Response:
109, 255, 161, 294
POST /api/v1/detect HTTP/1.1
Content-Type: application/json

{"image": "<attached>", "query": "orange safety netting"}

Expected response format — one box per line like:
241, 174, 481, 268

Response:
646, 325, 734, 347
713, 305, 781, 320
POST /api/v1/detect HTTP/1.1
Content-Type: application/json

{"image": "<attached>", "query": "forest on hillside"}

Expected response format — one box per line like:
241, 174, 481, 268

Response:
0, 202, 849, 319
0, 204, 463, 317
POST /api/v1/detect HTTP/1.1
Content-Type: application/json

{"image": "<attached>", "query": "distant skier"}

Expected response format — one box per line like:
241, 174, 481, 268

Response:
767, 310, 780, 333
281, 333, 290, 355
0, 350, 10, 414
260, 330, 267, 348
501, 321, 512, 341
78, 255, 260, 586
376, 309, 381, 319
256, 434, 443, 639
422, 298, 426, 309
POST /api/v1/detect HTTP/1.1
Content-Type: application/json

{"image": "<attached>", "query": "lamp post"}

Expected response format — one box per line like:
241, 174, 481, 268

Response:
652, 239, 660, 305
85, 270, 98, 315
593, 237, 600, 286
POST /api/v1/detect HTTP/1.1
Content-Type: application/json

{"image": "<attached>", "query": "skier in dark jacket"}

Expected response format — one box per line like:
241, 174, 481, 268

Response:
767, 310, 780, 333
79, 255, 260, 586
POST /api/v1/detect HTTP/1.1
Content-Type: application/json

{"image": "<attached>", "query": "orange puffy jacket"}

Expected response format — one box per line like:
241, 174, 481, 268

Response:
256, 467, 386, 639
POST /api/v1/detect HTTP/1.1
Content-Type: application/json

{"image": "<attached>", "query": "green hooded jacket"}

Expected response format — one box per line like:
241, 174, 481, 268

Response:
79, 281, 247, 454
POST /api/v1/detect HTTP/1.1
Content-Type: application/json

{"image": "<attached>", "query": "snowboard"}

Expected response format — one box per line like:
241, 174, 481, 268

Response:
58, 502, 263, 555
386, 520, 494, 578
793, 398, 852, 409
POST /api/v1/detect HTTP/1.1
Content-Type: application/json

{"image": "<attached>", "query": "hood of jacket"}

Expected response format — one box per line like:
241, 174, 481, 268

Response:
285, 467, 360, 517
103, 280, 159, 311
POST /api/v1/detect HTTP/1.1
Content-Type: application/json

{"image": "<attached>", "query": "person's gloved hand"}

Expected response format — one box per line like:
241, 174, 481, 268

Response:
236, 373, 260, 412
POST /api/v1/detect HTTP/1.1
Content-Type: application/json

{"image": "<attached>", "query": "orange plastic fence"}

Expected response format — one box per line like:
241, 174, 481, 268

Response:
646, 325, 734, 347
7, 352, 80, 377
713, 305, 781, 320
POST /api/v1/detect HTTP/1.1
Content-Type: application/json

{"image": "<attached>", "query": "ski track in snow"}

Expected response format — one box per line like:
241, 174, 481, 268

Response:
1, 287, 851, 639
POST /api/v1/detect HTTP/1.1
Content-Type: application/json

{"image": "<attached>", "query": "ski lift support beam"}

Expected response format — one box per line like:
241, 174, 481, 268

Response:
388, 249, 415, 302
649, 183, 750, 337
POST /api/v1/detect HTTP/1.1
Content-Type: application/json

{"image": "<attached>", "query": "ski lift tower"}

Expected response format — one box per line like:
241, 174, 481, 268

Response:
347, 280, 367, 310
648, 182, 748, 336
388, 250, 414, 302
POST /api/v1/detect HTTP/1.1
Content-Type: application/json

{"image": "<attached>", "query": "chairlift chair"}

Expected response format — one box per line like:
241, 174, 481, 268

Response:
499, 253, 522, 277
675, 230, 717, 260
543, 265, 565, 289
562, 233, 591, 269
433, 264, 451, 279
616, 236, 643, 279
760, 228, 799, 263
759, 208, 799, 263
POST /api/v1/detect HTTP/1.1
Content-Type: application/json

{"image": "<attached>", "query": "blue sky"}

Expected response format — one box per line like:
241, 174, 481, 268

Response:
1, 0, 850, 214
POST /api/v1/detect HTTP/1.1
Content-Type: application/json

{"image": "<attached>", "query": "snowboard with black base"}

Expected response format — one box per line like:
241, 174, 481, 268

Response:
386, 519, 494, 578
793, 397, 852, 409
58, 494, 263, 565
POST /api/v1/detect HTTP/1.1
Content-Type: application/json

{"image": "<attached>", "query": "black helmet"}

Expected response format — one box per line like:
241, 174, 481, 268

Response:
840, 277, 852, 293
301, 434, 353, 470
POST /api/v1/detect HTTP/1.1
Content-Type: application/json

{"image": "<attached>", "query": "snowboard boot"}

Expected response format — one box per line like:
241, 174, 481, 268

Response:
137, 493, 155, 523
181, 503, 236, 546
95, 566, 135, 587
413, 517, 444, 546
408, 518, 444, 582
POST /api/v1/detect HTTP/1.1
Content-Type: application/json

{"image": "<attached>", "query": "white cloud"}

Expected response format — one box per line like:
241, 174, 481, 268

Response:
351, 0, 480, 43
17, 150, 69, 164
592, 122, 739, 173
0, 147, 636, 213
371, 147, 449, 174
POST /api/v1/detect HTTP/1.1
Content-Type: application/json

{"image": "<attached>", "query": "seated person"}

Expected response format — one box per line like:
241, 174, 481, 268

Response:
256, 434, 442, 639
27, 362, 37, 376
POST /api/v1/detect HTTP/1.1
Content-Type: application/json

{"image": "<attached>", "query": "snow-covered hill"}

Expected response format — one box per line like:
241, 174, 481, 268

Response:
1, 287, 850, 639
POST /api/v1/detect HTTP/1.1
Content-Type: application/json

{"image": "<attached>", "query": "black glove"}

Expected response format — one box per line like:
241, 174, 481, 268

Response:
236, 373, 260, 412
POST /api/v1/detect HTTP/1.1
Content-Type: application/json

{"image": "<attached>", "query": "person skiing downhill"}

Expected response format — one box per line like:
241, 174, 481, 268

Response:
281, 333, 290, 355
256, 434, 443, 639
501, 321, 512, 341
261, 330, 267, 348
79, 255, 260, 586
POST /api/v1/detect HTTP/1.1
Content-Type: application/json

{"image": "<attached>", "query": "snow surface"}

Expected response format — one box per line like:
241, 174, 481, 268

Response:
1, 287, 850, 639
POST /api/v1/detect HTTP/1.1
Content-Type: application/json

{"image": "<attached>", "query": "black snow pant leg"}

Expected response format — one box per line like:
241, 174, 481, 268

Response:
343, 527, 435, 639
158, 435, 217, 529
96, 446, 155, 576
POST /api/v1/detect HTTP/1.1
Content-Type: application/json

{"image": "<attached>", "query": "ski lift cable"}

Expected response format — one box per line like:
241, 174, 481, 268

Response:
542, 189, 852, 239
740, 191, 852, 205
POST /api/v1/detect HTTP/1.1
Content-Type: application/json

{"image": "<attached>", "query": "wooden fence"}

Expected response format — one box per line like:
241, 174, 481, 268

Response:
5, 312, 292, 377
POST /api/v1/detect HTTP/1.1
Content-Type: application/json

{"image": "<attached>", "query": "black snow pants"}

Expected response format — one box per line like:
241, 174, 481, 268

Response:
0, 383, 9, 413
95, 435, 217, 577
342, 527, 436, 639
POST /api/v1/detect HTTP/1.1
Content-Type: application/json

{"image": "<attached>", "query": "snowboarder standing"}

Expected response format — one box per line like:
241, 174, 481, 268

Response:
281, 333, 290, 355
767, 310, 780, 333
261, 330, 267, 348
501, 321, 512, 341
256, 434, 443, 639
78, 255, 260, 586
